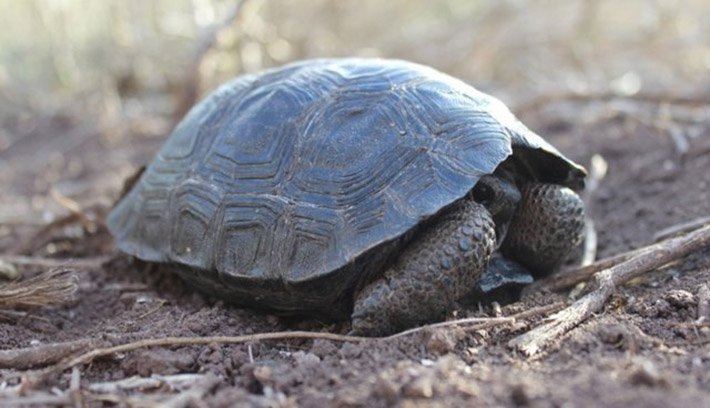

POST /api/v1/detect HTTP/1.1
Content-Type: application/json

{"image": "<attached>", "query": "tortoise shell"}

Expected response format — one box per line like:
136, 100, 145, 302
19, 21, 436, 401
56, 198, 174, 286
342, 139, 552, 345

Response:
107, 58, 585, 314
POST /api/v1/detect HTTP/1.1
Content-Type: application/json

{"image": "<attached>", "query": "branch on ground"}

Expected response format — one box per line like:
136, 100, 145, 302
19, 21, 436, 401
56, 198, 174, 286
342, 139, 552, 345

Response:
0, 339, 107, 370
509, 224, 710, 357
698, 284, 710, 323
526, 218, 709, 294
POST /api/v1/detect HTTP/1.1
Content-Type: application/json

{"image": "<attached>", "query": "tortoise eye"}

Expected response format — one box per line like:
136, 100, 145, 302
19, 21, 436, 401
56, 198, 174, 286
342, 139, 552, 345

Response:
472, 182, 495, 205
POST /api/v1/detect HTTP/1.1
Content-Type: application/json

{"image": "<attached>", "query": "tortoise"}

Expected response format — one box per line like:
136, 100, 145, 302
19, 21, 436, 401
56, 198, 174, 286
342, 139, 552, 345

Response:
108, 58, 586, 336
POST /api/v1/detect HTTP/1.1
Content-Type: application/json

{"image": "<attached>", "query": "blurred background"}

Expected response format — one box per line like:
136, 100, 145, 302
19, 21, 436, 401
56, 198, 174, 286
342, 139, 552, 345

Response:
2, 0, 708, 119
0, 0, 708, 228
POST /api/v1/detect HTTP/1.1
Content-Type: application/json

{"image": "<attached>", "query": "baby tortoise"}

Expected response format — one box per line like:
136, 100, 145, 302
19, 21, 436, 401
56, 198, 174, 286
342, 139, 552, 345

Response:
108, 59, 586, 336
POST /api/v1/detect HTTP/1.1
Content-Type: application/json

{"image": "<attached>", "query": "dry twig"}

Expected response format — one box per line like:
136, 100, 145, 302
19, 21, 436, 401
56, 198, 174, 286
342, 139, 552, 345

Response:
523, 246, 650, 295
0, 393, 72, 407
385, 317, 515, 340
159, 374, 220, 408
580, 218, 598, 267
653, 216, 710, 242
528, 218, 710, 294
578, 153, 607, 267
509, 224, 710, 356
68, 367, 84, 407
0, 339, 107, 370
698, 283, 710, 324
49, 187, 84, 217
0, 268, 78, 310
87, 373, 208, 394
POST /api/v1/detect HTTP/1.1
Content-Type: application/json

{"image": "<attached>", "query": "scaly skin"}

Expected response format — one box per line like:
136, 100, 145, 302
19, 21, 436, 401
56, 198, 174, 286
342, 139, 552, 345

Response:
502, 183, 585, 277
349, 182, 584, 336
350, 199, 496, 336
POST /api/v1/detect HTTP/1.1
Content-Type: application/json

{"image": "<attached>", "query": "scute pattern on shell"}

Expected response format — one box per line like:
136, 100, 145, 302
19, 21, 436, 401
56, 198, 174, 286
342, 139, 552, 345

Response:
108, 59, 570, 289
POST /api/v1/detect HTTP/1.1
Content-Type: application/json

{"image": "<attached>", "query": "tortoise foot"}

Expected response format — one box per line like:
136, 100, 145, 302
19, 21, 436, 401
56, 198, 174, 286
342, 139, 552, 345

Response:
502, 183, 585, 277
349, 200, 496, 336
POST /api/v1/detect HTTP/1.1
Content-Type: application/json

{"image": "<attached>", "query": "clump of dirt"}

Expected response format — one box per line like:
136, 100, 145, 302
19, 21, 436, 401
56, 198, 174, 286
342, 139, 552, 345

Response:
1, 100, 708, 407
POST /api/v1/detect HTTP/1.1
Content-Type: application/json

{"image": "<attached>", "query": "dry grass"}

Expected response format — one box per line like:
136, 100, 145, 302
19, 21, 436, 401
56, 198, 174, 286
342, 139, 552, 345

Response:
1, 0, 708, 118
0, 268, 78, 311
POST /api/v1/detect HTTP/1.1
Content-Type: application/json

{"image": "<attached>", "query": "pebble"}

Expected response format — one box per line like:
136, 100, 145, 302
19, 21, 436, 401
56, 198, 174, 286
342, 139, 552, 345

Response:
253, 365, 272, 383
641, 299, 672, 318
293, 351, 321, 368
510, 384, 530, 406
597, 324, 628, 346
664, 289, 695, 309
403, 374, 434, 398
629, 358, 665, 387
0, 259, 20, 280
425, 330, 457, 355
311, 339, 339, 358
374, 374, 400, 403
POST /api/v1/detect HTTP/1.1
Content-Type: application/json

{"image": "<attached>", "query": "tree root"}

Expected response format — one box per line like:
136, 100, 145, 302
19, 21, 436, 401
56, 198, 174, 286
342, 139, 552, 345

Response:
0, 339, 107, 370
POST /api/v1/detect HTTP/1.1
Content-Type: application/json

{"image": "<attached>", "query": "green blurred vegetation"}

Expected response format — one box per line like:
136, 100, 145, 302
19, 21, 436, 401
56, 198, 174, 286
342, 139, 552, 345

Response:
0, 0, 708, 117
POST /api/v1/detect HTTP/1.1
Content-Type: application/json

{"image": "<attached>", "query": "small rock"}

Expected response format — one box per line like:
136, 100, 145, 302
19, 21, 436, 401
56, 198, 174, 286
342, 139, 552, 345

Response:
374, 374, 400, 404
641, 299, 672, 318
184, 308, 220, 334
0, 259, 20, 280
253, 365, 272, 384
230, 349, 250, 368
293, 351, 320, 368
598, 324, 624, 344
262, 385, 287, 403
629, 359, 665, 387
310, 339, 339, 358
242, 362, 282, 394
198, 346, 234, 376
455, 380, 480, 397
403, 374, 434, 398
510, 384, 530, 406
336, 388, 368, 406
420, 358, 435, 366
339, 342, 362, 359
433, 354, 461, 372
425, 329, 458, 355
491, 301, 503, 317
597, 324, 632, 349
654, 299, 673, 317
665, 290, 695, 309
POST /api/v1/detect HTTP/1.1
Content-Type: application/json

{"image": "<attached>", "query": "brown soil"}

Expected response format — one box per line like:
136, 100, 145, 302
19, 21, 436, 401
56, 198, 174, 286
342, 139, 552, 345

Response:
1, 98, 708, 407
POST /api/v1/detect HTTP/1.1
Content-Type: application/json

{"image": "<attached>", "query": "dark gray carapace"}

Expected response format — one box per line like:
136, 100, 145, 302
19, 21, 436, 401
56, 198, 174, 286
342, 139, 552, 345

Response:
108, 59, 586, 332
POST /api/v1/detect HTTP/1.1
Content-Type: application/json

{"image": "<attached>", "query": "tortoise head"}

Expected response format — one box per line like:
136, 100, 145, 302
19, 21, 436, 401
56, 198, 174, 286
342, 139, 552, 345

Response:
471, 164, 521, 245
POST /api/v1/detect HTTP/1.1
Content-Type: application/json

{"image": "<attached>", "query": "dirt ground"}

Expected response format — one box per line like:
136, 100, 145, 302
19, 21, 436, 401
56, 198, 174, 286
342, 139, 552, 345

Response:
1, 90, 709, 407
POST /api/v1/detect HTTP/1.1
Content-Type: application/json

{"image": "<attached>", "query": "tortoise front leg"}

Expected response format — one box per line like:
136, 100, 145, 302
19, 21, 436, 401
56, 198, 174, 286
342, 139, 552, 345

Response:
349, 199, 496, 336
502, 183, 585, 277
